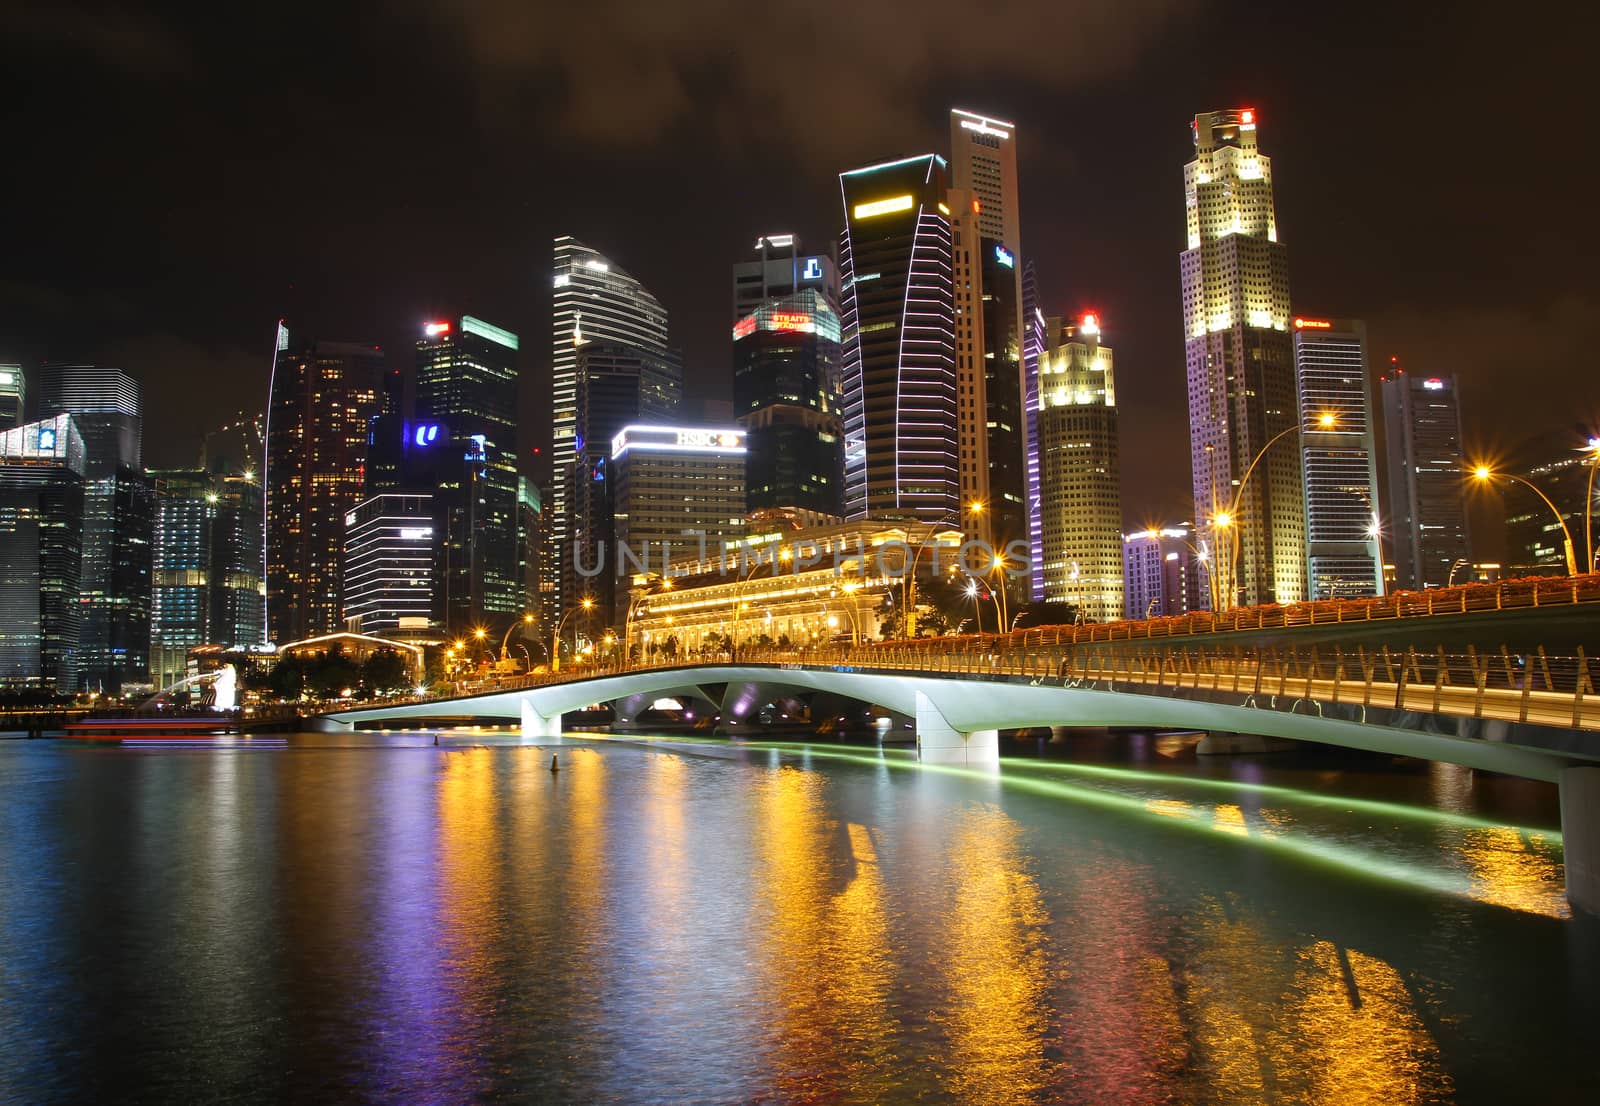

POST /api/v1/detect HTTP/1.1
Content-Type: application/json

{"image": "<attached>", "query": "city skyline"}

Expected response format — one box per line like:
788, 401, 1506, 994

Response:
3, 2, 1591, 539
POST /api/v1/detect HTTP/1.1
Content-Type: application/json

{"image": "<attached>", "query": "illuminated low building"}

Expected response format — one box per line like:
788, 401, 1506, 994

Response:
627, 519, 963, 655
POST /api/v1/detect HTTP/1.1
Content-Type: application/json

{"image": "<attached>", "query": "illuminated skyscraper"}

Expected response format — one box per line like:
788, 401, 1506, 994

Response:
36, 363, 152, 690
265, 331, 394, 644
342, 492, 435, 634
1037, 315, 1122, 621
838, 154, 958, 523
1293, 317, 1382, 598
0, 366, 22, 429
0, 416, 85, 691
1182, 108, 1305, 607
414, 315, 521, 636
1382, 366, 1472, 589
551, 237, 674, 614
732, 250, 844, 524
1124, 528, 1208, 619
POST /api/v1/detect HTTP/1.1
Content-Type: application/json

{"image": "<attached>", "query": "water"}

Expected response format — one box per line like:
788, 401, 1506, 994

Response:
0, 730, 1595, 1104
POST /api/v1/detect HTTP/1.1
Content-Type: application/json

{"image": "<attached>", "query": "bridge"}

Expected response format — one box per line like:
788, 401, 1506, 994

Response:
321, 634, 1600, 912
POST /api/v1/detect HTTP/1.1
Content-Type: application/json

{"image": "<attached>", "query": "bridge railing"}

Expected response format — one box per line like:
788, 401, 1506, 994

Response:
334, 640, 1599, 735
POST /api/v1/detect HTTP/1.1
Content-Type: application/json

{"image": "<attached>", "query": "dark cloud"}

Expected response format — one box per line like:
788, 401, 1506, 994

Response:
0, 4, 191, 76
439, 0, 1195, 158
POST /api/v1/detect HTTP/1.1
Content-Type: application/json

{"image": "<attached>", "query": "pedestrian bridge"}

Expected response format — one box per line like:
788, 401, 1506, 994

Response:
320, 642, 1600, 911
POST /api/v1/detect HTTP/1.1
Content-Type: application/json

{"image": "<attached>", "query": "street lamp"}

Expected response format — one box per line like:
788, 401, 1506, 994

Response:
550, 598, 595, 673
1472, 464, 1579, 576
988, 552, 1011, 632
499, 613, 535, 668
903, 508, 973, 638
1584, 437, 1600, 573
1210, 415, 1327, 611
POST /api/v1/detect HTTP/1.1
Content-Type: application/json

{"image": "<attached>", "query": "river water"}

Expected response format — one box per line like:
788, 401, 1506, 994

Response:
0, 730, 1595, 1104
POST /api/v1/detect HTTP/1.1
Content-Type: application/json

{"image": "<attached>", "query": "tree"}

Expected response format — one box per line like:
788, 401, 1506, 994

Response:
361, 649, 408, 695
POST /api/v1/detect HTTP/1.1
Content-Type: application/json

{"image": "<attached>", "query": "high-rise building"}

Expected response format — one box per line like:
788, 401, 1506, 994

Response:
0, 366, 23, 429
1502, 433, 1598, 576
551, 237, 674, 616
201, 412, 264, 477
732, 234, 838, 321
516, 477, 553, 637
1381, 366, 1472, 589
949, 109, 1030, 558
0, 416, 86, 691
1182, 109, 1305, 608
732, 287, 844, 524
1021, 263, 1045, 600
36, 364, 152, 690
342, 492, 435, 634
1293, 317, 1383, 598
838, 154, 958, 524
1124, 528, 1209, 620
265, 328, 394, 644
150, 470, 264, 687
1036, 315, 1122, 621
414, 315, 522, 636
611, 425, 746, 618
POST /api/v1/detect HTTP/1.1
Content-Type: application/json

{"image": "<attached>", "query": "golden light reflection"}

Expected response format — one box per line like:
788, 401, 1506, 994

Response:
1267, 941, 1452, 1104
437, 747, 500, 1034
933, 807, 1059, 1103
1455, 826, 1569, 920
1212, 803, 1250, 837
751, 767, 896, 1100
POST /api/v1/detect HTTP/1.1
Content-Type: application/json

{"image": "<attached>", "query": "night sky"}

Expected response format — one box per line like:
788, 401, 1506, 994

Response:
3, 0, 1593, 534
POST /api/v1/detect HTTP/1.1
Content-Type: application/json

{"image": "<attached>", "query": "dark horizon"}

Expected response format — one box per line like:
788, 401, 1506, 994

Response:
3, 0, 1594, 540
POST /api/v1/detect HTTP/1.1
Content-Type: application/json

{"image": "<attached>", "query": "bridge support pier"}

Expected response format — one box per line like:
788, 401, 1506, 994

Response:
308, 717, 354, 733
914, 691, 998, 766
1197, 731, 1297, 756
520, 699, 563, 742
1560, 766, 1600, 915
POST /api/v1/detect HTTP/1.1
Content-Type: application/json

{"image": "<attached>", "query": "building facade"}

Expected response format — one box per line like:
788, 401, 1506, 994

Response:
265, 329, 395, 644
1381, 367, 1472, 589
732, 234, 837, 321
551, 237, 674, 615
732, 288, 845, 522
1182, 109, 1305, 607
610, 425, 747, 621
1293, 317, 1383, 598
342, 492, 435, 634
36, 364, 152, 690
414, 315, 522, 636
838, 154, 958, 524
0, 416, 85, 691
1124, 528, 1210, 620
1503, 433, 1598, 576
1036, 315, 1122, 621
150, 470, 264, 687
0, 366, 22, 429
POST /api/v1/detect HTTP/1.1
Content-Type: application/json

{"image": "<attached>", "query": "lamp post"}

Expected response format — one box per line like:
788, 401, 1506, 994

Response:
499, 613, 535, 668
962, 576, 1002, 633
1472, 464, 1579, 576
1584, 437, 1600, 573
623, 577, 671, 669
1213, 414, 1329, 611
903, 509, 970, 639
550, 598, 595, 673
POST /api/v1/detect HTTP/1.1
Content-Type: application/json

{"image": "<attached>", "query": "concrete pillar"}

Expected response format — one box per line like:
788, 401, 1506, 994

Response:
914, 690, 998, 765
521, 699, 563, 742
1560, 766, 1600, 915
1196, 731, 1297, 756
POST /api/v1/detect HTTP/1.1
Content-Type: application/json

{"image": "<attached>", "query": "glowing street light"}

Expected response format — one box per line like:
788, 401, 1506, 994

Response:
1472, 463, 1578, 575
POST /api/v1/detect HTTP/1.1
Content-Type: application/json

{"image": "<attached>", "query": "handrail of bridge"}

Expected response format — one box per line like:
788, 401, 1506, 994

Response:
881, 572, 1600, 653
337, 639, 1600, 736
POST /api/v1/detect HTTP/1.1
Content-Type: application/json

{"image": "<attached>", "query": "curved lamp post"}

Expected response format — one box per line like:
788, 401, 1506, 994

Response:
550, 597, 595, 673
1213, 414, 1331, 610
1472, 464, 1578, 576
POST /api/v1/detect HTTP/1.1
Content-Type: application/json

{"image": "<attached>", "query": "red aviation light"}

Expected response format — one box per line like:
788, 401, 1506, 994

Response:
1240, 109, 1255, 125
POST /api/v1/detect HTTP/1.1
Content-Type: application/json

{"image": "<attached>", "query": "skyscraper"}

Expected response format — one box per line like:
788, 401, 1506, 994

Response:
1182, 108, 1305, 608
1124, 528, 1209, 620
342, 492, 435, 634
838, 154, 958, 523
0, 416, 85, 691
949, 110, 1030, 561
414, 315, 522, 636
1037, 315, 1122, 620
732, 234, 837, 320
265, 330, 393, 644
732, 279, 844, 525
551, 237, 674, 615
1293, 318, 1383, 598
1381, 366, 1472, 589
150, 470, 264, 687
36, 364, 152, 690
0, 366, 23, 429
1021, 262, 1045, 600
611, 425, 746, 596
